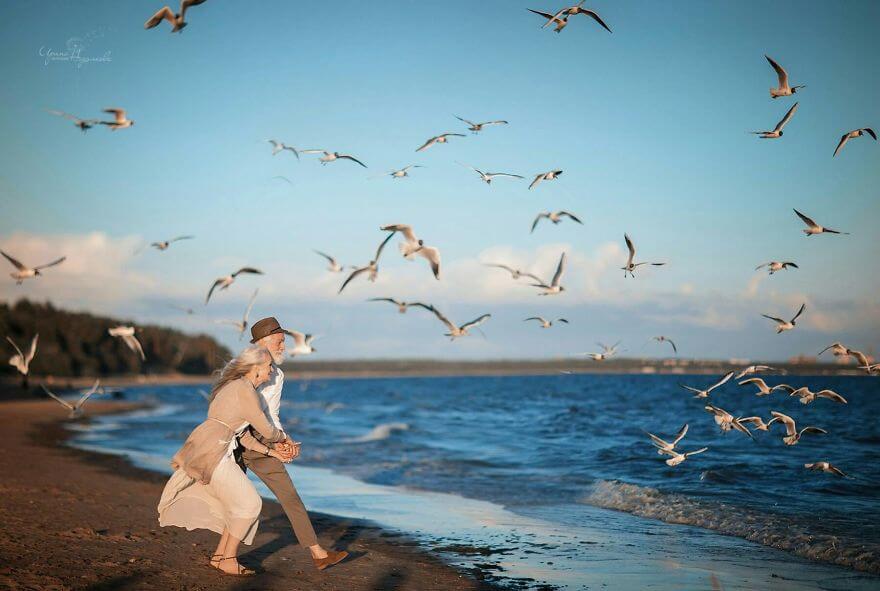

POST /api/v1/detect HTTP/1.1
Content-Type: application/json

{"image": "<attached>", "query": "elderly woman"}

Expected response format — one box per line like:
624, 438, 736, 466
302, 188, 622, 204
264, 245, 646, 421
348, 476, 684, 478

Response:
158, 346, 291, 576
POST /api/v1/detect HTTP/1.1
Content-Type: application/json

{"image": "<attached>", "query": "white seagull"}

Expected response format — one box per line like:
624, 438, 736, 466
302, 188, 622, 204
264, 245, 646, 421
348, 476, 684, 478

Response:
144, 0, 208, 32
581, 341, 620, 361
1, 250, 66, 284
339, 233, 395, 294
459, 163, 523, 185
529, 252, 566, 295
151, 235, 194, 251
738, 377, 794, 397
661, 446, 708, 467
206, 267, 263, 304
652, 336, 677, 354
755, 261, 798, 274
368, 298, 433, 314
794, 209, 848, 236
765, 55, 805, 99
543, 2, 612, 33
524, 316, 568, 329
108, 326, 146, 361
752, 102, 798, 138
789, 387, 847, 405
215, 289, 259, 340
380, 224, 441, 280
817, 342, 849, 358
386, 165, 422, 179
734, 364, 777, 380
42, 380, 102, 419
483, 263, 542, 282
738, 416, 779, 432
762, 303, 805, 334
770, 411, 826, 446
423, 306, 491, 340
300, 150, 366, 168
6, 334, 38, 375
313, 250, 345, 273
47, 109, 99, 133
804, 462, 847, 477
645, 423, 689, 455
529, 170, 563, 190
99, 108, 135, 131
531, 211, 583, 233
621, 234, 665, 278
416, 133, 466, 152
680, 371, 734, 399
833, 128, 876, 157
285, 329, 316, 356
704, 405, 753, 438
267, 140, 299, 159
454, 116, 509, 133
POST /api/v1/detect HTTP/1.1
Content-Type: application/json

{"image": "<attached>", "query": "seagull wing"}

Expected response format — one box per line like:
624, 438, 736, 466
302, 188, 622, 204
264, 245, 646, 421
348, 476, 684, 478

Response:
667, 339, 678, 353
528, 8, 558, 21
770, 411, 796, 436
1, 251, 26, 271
232, 267, 264, 277
684, 447, 708, 458
285, 330, 306, 347
551, 252, 566, 287
461, 314, 491, 332
180, 0, 208, 19
739, 377, 766, 389
416, 137, 437, 152
103, 108, 126, 123
375, 232, 396, 261
25, 334, 39, 364
816, 390, 847, 404
790, 303, 806, 323
793, 208, 817, 228
454, 115, 476, 127
762, 314, 785, 324
428, 307, 457, 333
125, 335, 146, 361
339, 154, 367, 168
34, 256, 67, 270
169, 235, 194, 243
580, 9, 612, 33
313, 250, 338, 265
5, 336, 23, 360
381, 224, 418, 243
558, 211, 583, 224
339, 266, 369, 294
368, 297, 399, 305
145, 6, 175, 29
528, 174, 544, 190
243, 289, 259, 322
417, 246, 441, 279
524, 317, 546, 323
833, 133, 850, 157
645, 431, 671, 449
531, 213, 549, 233
708, 371, 735, 392
671, 423, 689, 446
205, 278, 223, 304
863, 128, 878, 140
765, 55, 789, 88
624, 234, 635, 265
42, 386, 75, 411
774, 102, 798, 132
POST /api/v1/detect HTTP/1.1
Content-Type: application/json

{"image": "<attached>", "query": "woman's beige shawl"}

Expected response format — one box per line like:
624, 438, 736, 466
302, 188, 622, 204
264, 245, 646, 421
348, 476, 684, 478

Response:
170, 377, 285, 484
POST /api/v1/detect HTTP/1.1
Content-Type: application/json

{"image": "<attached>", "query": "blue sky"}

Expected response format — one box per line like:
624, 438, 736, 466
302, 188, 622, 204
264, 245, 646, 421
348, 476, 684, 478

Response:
1, 0, 878, 361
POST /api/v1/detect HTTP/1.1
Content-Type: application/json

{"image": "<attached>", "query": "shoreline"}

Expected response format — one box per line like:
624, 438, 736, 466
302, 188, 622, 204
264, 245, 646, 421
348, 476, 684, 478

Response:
0, 398, 506, 590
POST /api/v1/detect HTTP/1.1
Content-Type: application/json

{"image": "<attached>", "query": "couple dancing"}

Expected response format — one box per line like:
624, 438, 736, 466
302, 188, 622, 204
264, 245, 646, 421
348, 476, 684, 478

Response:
157, 317, 348, 576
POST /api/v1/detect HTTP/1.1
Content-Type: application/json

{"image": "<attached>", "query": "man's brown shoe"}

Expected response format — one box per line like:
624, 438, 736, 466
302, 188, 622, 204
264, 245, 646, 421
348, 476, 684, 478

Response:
313, 550, 348, 571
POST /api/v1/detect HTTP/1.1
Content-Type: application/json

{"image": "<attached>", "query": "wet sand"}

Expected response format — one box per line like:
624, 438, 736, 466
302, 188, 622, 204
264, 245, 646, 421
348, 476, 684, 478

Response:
0, 398, 502, 591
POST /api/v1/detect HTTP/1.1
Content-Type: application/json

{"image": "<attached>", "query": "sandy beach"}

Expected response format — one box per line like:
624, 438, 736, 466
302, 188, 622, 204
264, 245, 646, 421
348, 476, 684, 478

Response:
0, 398, 502, 591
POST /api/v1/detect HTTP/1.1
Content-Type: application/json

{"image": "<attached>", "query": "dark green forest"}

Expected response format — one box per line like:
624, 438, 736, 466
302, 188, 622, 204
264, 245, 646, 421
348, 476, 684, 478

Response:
1, 299, 231, 377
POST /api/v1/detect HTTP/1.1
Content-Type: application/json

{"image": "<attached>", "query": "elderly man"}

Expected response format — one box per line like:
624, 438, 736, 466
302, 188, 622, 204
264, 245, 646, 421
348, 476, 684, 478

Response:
237, 317, 348, 571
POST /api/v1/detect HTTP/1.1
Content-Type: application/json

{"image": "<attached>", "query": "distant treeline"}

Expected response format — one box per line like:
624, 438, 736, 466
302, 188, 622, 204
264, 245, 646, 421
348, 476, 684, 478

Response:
1, 299, 231, 377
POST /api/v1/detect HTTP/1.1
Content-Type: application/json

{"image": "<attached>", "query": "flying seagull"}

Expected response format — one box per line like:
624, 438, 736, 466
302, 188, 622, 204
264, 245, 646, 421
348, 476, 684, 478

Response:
817, 342, 849, 358
755, 261, 798, 274
458, 163, 523, 185
339, 233, 395, 294
737, 416, 779, 432
529, 170, 563, 190
42, 380, 102, 419
267, 140, 299, 159
529, 251, 566, 295
215, 289, 259, 340
543, 2, 612, 33
794, 209, 848, 236
752, 102, 798, 138
423, 306, 491, 340
738, 377, 794, 397
47, 109, 99, 133
454, 116, 508, 133
380, 224, 441, 280
368, 298, 433, 314
144, 0, 208, 32
205, 267, 263, 304
765, 55, 805, 99
789, 387, 847, 405
833, 128, 876, 157
416, 133, 466, 152
528, 9, 568, 33
524, 316, 568, 329
680, 371, 734, 399
704, 405, 753, 439
531, 211, 582, 233
385, 165, 422, 179
652, 336, 677, 354
645, 423, 689, 455
314, 250, 345, 273
770, 411, 826, 446
660, 446, 708, 467
622, 234, 665, 277
99, 108, 135, 130
734, 364, 777, 380
108, 326, 146, 361
6, 334, 38, 375
151, 235, 194, 251
1, 251, 66, 284
762, 302, 805, 334
285, 329, 316, 356
483, 263, 542, 282
804, 462, 847, 478
300, 150, 366, 167
580, 341, 620, 361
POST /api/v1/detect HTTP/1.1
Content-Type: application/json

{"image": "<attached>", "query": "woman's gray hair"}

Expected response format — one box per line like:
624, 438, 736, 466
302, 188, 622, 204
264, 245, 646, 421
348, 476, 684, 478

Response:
210, 345, 271, 401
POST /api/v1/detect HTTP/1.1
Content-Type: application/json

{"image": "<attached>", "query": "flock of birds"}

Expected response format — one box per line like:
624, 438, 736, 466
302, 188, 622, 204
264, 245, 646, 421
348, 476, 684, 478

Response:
4, 3, 877, 483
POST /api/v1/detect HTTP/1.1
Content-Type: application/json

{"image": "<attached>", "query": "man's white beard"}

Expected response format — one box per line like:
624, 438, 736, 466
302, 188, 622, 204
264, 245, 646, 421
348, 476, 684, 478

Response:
268, 349, 286, 365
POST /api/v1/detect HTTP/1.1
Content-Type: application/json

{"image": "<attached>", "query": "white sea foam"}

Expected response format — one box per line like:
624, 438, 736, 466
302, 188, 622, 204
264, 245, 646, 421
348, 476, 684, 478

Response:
582, 479, 880, 574
345, 422, 409, 443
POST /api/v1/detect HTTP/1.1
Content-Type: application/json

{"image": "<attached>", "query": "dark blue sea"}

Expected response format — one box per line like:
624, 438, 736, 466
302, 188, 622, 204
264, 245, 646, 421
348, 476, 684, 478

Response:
68, 373, 880, 590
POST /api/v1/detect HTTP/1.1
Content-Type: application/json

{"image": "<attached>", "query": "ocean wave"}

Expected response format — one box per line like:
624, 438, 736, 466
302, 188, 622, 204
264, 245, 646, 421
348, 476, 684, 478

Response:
582, 479, 880, 575
345, 422, 410, 443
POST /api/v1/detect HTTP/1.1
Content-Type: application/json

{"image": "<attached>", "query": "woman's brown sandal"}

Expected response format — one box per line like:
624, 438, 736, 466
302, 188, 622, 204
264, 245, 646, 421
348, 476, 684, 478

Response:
209, 554, 222, 568
217, 556, 255, 577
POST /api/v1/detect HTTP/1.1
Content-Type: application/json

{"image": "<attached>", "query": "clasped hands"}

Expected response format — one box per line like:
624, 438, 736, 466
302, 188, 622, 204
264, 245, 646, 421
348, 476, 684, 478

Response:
269, 437, 301, 463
